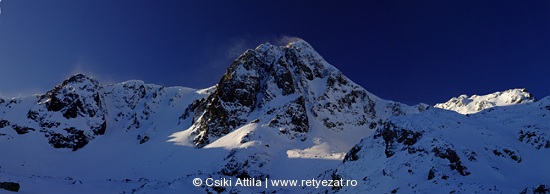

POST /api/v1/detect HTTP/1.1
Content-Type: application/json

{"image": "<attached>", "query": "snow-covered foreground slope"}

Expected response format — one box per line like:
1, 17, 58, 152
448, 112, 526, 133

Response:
435, 88, 535, 114
324, 97, 550, 193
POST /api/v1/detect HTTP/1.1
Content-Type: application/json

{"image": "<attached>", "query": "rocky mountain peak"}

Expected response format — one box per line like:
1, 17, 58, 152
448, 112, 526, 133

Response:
435, 88, 535, 114
40, 74, 103, 113
184, 40, 424, 147
64, 73, 99, 85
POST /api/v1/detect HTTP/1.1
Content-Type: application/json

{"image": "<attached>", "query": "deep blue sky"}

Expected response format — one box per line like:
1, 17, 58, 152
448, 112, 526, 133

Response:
0, 1, 549, 105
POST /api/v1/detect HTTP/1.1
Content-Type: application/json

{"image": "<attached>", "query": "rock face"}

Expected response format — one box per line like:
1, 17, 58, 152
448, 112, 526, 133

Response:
184, 40, 427, 147
24, 74, 107, 151
435, 88, 535, 114
0, 74, 198, 151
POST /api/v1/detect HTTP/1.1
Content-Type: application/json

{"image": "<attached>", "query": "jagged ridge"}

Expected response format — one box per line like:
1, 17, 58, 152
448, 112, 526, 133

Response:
435, 88, 535, 114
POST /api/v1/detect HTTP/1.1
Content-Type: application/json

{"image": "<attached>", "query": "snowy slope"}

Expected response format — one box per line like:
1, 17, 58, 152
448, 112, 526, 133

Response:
322, 96, 550, 193
435, 88, 535, 114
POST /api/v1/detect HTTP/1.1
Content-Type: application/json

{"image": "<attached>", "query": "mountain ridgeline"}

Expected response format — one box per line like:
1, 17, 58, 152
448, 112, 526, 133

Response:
0, 40, 548, 193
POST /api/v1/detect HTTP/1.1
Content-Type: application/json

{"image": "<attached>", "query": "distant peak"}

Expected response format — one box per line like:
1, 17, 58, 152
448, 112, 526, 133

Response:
45, 73, 101, 95
435, 88, 535, 114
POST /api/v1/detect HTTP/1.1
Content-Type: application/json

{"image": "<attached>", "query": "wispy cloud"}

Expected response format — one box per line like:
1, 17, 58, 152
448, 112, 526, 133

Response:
273, 35, 302, 46
225, 38, 250, 60
69, 55, 117, 85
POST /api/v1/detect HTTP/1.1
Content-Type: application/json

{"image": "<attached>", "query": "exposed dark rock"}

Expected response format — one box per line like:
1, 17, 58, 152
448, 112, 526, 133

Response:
524, 184, 550, 194
181, 98, 206, 120
137, 135, 149, 144
428, 168, 435, 180
268, 97, 309, 140
0, 182, 20, 192
46, 127, 89, 151
391, 188, 399, 193
240, 132, 252, 144
493, 149, 502, 157
432, 147, 470, 176
93, 121, 107, 136
503, 148, 522, 163
374, 122, 422, 158
534, 184, 550, 194
518, 129, 550, 149
39, 122, 60, 129
369, 122, 377, 129
343, 144, 362, 162
45, 95, 65, 112
379, 122, 397, 157
62, 98, 84, 119
331, 171, 343, 190
388, 103, 405, 116
12, 125, 35, 135
27, 110, 39, 120
0, 120, 10, 128
493, 148, 522, 163
212, 186, 226, 193
463, 150, 478, 161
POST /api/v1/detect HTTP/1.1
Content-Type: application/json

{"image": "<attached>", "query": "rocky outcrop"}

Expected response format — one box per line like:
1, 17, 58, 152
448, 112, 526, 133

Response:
0, 182, 20, 192
29, 74, 108, 150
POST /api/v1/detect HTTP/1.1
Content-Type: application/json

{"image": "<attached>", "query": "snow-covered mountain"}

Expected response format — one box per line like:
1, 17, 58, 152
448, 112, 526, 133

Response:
0, 40, 427, 193
168, 41, 430, 192
174, 40, 427, 147
434, 88, 535, 114
0, 40, 548, 193
322, 96, 550, 193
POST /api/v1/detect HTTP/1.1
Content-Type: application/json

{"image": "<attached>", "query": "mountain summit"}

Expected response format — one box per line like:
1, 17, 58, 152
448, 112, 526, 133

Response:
180, 40, 427, 148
